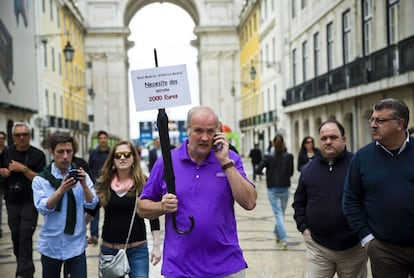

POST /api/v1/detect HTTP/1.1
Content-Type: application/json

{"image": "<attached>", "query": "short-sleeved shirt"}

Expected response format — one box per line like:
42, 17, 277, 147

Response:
2, 145, 46, 203
140, 139, 253, 277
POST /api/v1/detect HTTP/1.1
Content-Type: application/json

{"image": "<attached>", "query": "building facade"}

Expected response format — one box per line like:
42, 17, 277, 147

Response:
35, 0, 90, 159
2, 0, 413, 159
282, 0, 414, 156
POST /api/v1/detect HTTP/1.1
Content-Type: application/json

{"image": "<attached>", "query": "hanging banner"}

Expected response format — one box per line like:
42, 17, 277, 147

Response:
131, 64, 191, 112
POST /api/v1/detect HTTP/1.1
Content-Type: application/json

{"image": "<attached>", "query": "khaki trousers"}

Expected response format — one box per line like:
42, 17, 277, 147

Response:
304, 235, 368, 278
367, 239, 414, 278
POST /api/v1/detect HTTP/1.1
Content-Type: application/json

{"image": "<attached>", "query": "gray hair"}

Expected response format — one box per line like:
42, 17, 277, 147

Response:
186, 106, 219, 129
12, 122, 30, 135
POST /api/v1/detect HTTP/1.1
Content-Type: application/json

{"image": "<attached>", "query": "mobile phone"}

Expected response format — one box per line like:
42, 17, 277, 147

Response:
68, 169, 78, 182
213, 134, 222, 151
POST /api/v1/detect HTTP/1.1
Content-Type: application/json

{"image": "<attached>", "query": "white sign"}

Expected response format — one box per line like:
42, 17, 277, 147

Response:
131, 64, 192, 112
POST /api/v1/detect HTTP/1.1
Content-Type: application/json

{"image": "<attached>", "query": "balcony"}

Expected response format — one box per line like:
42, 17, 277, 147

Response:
239, 109, 278, 129
283, 35, 414, 107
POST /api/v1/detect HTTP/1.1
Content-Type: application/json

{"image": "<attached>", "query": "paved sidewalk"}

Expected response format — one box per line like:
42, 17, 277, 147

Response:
0, 158, 371, 277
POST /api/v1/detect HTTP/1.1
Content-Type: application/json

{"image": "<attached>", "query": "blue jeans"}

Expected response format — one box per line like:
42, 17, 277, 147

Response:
100, 242, 149, 278
267, 187, 289, 241
41, 252, 87, 278
90, 209, 100, 238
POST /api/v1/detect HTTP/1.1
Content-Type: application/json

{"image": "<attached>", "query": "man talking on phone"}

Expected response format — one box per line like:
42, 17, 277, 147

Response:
138, 105, 257, 278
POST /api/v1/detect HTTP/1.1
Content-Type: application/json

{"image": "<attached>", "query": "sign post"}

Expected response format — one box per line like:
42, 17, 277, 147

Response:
131, 49, 194, 234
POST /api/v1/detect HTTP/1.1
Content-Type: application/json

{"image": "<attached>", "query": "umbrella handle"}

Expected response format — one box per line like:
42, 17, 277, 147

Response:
172, 213, 195, 235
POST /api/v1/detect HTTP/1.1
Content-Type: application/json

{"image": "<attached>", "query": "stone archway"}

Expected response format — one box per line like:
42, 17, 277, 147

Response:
80, 0, 243, 140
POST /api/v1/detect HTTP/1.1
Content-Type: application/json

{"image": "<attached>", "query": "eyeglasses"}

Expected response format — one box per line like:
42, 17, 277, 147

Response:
368, 118, 399, 125
114, 151, 132, 159
13, 133, 30, 138
0, 137, 5, 140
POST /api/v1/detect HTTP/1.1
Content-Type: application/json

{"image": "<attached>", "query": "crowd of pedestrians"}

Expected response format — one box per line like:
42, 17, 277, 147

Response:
0, 98, 413, 277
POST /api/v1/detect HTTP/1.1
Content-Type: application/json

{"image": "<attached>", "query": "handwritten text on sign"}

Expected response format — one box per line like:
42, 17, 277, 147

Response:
131, 64, 191, 112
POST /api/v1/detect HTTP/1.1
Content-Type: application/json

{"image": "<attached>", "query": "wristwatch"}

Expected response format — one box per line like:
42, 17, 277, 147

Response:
22, 167, 28, 174
221, 160, 235, 171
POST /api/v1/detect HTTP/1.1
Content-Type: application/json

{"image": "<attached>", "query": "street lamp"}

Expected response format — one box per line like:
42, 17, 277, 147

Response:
63, 42, 75, 62
37, 33, 75, 63
250, 66, 257, 81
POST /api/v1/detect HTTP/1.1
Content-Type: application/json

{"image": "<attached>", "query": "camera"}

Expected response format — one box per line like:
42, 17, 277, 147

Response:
68, 169, 78, 182
9, 181, 23, 193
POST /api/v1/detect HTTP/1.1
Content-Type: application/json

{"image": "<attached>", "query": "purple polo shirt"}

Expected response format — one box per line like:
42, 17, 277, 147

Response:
141, 140, 253, 277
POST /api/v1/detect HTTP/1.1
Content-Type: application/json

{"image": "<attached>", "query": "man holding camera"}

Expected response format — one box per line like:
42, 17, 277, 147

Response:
0, 122, 46, 278
32, 131, 98, 277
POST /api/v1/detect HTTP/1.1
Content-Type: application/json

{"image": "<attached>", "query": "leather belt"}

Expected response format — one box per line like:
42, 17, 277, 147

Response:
101, 240, 145, 250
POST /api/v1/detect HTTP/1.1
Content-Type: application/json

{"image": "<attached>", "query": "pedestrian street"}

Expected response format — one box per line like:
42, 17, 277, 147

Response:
0, 157, 373, 277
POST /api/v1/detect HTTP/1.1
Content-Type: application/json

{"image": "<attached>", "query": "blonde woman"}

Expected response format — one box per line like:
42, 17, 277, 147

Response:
97, 140, 161, 278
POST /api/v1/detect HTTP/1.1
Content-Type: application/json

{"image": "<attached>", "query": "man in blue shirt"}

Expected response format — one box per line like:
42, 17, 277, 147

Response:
343, 98, 414, 277
32, 132, 98, 277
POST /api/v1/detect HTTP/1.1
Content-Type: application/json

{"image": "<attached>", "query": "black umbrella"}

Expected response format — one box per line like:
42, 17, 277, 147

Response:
154, 49, 194, 234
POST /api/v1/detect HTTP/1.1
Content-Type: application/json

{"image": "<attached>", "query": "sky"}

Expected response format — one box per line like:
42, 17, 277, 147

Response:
127, 3, 199, 139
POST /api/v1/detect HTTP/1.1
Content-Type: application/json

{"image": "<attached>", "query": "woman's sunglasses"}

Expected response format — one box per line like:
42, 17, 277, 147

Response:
114, 151, 132, 159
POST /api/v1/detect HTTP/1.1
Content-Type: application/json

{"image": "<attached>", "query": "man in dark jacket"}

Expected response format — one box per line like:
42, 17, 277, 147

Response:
0, 122, 46, 278
248, 143, 262, 181
344, 98, 414, 277
292, 120, 367, 278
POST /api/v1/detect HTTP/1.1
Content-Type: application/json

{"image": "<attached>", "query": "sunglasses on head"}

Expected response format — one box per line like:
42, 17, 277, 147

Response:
114, 151, 132, 159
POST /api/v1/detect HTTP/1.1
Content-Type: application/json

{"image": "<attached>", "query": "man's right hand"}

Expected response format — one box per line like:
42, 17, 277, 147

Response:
160, 193, 178, 214
303, 228, 311, 236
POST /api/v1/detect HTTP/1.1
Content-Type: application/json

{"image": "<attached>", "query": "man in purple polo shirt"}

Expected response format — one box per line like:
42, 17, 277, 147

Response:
138, 105, 257, 278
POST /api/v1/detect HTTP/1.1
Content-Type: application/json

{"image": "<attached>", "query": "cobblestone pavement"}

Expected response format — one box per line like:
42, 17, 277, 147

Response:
0, 158, 371, 277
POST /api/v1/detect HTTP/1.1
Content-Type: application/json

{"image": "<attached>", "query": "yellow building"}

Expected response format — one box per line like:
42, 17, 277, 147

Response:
238, 0, 262, 152
35, 0, 89, 157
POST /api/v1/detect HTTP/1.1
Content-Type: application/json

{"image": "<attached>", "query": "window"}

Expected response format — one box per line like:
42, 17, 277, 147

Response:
51, 47, 55, 72
301, 0, 307, 9
327, 22, 333, 71
314, 32, 320, 76
53, 92, 57, 116
265, 43, 269, 71
302, 41, 307, 81
42, 0, 46, 13
58, 53, 62, 76
388, 0, 399, 44
57, 7, 60, 28
342, 10, 351, 64
49, 0, 53, 21
292, 0, 296, 18
43, 45, 48, 67
292, 48, 297, 85
362, 0, 372, 55
45, 89, 49, 115
266, 88, 270, 111
253, 13, 257, 31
